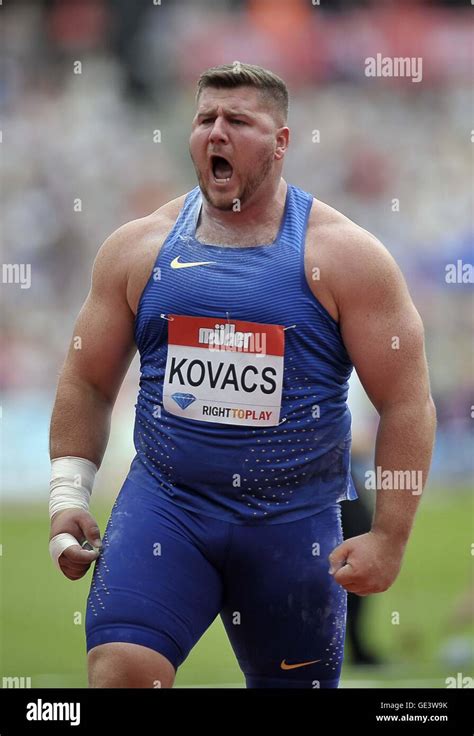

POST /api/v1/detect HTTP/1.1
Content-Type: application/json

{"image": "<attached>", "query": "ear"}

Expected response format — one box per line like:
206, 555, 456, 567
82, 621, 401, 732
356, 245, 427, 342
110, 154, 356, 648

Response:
275, 127, 290, 160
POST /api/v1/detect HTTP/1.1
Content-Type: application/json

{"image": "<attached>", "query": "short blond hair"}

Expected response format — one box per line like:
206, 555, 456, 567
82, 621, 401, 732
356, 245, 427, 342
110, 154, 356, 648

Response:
196, 62, 289, 124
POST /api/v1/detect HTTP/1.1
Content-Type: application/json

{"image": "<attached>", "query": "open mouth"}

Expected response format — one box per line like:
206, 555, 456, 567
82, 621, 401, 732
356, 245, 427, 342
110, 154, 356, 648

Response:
210, 155, 234, 184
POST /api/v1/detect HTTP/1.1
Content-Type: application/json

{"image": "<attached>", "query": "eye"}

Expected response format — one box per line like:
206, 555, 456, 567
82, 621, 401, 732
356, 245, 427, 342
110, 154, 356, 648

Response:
231, 119, 246, 125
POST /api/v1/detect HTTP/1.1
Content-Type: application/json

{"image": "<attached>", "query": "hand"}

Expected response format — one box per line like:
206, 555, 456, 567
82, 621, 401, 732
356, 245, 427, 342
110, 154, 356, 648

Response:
328, 531, 405, 596
49, 509, 102, 580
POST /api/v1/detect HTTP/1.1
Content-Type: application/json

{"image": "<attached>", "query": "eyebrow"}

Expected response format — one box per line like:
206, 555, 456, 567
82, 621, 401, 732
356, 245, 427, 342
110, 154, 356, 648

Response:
197, 109, 254, 119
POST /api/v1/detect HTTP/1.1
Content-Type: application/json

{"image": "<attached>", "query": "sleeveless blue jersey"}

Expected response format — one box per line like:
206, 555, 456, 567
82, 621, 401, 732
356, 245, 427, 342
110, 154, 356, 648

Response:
128, 183, 357, 524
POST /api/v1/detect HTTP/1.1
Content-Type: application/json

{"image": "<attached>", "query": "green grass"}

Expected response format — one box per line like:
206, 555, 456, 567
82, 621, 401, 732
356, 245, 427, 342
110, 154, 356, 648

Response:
1, 489, 473, 688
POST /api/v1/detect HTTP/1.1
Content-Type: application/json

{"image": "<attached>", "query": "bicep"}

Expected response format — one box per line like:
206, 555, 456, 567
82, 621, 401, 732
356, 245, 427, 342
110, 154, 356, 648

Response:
339, 244, 430, 413
60, 234, 137, 404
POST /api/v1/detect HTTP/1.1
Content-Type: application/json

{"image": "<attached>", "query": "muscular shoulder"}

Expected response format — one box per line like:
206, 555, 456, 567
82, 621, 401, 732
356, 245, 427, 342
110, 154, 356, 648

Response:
97, 194, 185, 271
92, 194, 187, 313
305, 197, 406, 321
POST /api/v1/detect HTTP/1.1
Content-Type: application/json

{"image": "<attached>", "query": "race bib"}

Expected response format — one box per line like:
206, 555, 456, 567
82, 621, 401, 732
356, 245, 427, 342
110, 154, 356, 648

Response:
163, 314, 285, 427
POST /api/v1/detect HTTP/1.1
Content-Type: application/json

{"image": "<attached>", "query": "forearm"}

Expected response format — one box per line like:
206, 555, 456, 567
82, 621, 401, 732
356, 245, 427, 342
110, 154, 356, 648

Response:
49, 375, 113, 469
370, 396, 437, 546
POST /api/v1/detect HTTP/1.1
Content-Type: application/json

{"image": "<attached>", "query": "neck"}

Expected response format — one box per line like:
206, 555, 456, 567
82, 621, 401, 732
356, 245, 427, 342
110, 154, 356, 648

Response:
196, 178, 288, 246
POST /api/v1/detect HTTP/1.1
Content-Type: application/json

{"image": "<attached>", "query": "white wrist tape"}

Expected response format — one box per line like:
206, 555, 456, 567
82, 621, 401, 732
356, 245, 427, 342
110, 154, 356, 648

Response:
49, 456, 98, 570
49, 456, 97, 519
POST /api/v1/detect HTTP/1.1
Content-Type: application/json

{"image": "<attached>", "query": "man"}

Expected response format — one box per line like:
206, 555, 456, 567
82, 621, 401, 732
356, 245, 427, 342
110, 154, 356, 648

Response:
49, 63, 436, 689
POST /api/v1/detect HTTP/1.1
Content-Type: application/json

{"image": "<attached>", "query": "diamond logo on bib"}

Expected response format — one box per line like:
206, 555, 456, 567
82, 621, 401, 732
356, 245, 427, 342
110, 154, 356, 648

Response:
163, 314, 285, 427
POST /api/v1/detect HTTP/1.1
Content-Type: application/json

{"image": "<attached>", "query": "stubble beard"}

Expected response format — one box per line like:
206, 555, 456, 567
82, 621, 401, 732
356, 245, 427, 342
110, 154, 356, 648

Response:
193, 150, 275, 211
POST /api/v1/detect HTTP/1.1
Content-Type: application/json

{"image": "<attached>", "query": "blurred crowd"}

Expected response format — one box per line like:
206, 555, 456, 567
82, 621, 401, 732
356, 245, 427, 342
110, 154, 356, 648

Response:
1, 0, 472, 489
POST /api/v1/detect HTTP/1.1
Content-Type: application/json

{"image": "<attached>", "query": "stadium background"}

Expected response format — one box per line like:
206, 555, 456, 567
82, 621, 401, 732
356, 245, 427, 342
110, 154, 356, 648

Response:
1, 0, 472, 688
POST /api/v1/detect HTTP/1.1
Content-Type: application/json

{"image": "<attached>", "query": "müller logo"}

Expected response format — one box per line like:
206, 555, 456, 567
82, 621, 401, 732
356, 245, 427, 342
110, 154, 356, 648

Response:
198, 322, 267, 356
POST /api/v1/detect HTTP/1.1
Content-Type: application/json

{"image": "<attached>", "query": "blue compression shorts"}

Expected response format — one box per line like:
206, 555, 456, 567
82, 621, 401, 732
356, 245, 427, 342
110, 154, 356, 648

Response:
85, 476, 347, 688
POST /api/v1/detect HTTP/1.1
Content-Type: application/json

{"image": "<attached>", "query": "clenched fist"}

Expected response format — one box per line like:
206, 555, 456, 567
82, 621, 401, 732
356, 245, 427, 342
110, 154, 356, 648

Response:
329, 531, 405, 596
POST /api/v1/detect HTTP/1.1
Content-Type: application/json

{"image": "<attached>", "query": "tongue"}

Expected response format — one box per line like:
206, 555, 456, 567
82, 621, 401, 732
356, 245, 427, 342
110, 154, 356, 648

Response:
214, 158, 233, 179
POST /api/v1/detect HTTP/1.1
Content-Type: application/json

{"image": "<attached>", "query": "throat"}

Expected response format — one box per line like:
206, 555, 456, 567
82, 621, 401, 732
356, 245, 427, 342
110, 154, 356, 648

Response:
196, 180, 288, 247
195, 222, 278, 247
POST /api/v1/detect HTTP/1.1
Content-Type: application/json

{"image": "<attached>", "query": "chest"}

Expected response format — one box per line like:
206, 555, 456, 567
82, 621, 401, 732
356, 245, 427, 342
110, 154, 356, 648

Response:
127, 216, 338, 323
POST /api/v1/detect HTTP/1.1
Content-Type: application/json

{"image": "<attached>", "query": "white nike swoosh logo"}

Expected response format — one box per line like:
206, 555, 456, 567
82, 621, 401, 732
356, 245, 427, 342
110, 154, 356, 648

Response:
170, 256, 217, 269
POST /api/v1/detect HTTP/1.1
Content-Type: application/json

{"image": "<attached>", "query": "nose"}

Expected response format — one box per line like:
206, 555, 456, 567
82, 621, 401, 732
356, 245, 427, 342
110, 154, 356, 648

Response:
209, 116, 228, 144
